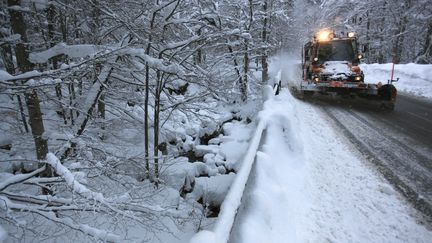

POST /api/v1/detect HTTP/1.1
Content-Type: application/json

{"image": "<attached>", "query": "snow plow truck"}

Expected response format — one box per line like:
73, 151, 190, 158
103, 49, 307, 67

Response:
298, 29, 397, 110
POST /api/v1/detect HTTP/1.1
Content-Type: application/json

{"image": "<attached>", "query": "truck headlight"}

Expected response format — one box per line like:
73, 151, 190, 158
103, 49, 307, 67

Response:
317, 30, 332, 42
314, 77, 320, 82
355, 76, 362, 81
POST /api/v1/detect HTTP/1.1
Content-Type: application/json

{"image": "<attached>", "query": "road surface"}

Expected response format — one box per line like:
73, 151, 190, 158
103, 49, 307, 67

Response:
318, 94, 432, 223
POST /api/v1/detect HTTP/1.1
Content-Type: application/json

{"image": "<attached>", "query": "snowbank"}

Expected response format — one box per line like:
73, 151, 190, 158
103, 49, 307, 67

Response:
361, 63, 432, 99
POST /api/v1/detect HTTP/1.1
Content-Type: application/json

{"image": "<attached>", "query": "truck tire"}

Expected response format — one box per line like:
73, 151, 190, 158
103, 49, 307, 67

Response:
378, 84, 397, 111
378, 84, 397, 101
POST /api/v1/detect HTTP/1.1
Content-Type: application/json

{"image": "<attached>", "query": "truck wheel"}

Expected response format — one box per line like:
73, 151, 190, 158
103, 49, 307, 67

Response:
378, 84, 397, 101
378, 84, 397, 111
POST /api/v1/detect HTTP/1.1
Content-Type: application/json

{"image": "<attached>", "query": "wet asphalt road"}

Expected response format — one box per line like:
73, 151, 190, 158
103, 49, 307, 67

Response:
384, 95, 432, 146
315, 94, 432, 224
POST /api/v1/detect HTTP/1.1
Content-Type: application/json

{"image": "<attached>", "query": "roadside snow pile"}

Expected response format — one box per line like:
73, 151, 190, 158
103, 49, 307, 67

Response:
361, 63, 432, 98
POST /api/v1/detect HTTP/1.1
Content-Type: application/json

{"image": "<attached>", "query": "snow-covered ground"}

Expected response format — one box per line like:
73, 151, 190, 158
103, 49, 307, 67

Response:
361, 63, 432, 99
235, 90, 431, 243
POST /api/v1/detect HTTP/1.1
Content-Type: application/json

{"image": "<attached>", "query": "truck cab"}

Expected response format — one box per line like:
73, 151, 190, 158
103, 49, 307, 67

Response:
303, 30, 364, 83
299, 29, 396, 111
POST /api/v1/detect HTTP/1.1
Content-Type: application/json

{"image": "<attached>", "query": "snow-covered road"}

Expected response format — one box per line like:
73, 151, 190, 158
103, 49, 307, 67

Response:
321, 96, 432, 217
232, 90, 431, 243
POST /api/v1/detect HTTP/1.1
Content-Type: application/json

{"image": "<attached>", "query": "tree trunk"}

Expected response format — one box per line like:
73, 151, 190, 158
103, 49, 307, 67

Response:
377, 2, 386, 63
365, 10, 371, 63
24, 91, 49, 162
8, 0, 34, 73
240, 0, 254, 102
0, 30, 29, 133
241, 42, 249, 102
8, 0, 52, 179
0, 32, 15, 74
144, 63, 150, 179
417, 22, 432, 63
98, 93, 105, 135
195, 28, 203, 65
144, 11, 157, 180
227, 44, 243, 93
153, 70, 162, 187
261, 0, 269, 84
46, 3, 59, 69
425, 23, 432, 58
68, 82, 75, 126
46, 2, 67, 124
392, 0, 410, 63
17, 95, 29, 133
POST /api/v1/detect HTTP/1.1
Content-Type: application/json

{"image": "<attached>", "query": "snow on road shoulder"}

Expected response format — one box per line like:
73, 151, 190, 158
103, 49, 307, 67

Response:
296, 93, 431, 243
236, 92, 311, 243
361, 63, 432, 99
236, 89, 431, 243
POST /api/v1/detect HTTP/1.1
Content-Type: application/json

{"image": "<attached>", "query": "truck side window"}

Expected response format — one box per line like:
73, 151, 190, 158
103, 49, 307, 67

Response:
304, 42, 311, 60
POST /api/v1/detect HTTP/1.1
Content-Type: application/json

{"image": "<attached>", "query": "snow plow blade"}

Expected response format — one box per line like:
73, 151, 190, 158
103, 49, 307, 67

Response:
293, 82, 397, 111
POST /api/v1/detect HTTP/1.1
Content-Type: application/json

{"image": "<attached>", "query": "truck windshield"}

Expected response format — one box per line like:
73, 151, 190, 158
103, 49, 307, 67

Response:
317, 40, 355, 62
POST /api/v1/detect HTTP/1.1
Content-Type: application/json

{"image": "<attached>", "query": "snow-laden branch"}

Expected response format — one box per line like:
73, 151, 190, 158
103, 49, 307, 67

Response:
118, 48, 185, 76
29, 43, 106, 64
0, 166, 46, 191
0, 196, 121, 242
45, 153, 105, 203
1, 190, 72, 206
45, 153, 146, 222
1, 34, 129, 84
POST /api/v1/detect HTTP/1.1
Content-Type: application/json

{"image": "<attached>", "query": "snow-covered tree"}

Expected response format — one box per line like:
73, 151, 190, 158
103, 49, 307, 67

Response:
0, 0, 294, 241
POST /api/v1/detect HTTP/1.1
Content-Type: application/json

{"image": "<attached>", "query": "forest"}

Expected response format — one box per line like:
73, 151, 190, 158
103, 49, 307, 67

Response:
0, 0, 431, 242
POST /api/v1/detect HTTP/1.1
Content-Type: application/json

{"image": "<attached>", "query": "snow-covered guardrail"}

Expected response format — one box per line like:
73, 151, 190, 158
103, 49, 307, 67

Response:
190, 84, 277, 243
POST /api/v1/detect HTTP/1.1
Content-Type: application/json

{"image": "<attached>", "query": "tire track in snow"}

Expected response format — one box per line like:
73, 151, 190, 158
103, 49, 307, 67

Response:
294, 93, 431, 242
323, 107, 432, 225
348, 110, 432, 172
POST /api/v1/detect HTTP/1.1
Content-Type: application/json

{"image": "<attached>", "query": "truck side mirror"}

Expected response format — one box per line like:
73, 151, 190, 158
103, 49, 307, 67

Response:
362, 45, 367, 53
